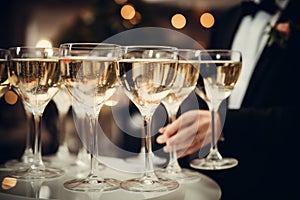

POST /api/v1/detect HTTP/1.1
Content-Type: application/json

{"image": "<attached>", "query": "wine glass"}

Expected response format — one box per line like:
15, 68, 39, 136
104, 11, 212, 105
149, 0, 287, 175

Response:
190, 49, 242, 170
43, 84, 73, 166
117, 45, 179, 192
71, 100, 91, 171
5, 102, 35, 170
53, 85, 72, 159
0, 48, 9, 97
59, 43, 121, 192
8, 47, 64, 179
155, 49, 201, 182
4, 47, 36, 170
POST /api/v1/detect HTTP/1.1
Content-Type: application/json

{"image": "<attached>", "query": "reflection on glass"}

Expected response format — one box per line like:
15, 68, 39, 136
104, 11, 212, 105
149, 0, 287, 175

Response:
117, 46, 179, 192
155, 49, 201, 182
8, 47, 64, 179
60, 43, 121, 192
191, 49, 242, 170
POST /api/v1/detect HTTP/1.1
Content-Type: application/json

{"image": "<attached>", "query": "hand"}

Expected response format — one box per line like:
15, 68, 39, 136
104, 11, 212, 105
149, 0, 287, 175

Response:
156, 110, 222, 158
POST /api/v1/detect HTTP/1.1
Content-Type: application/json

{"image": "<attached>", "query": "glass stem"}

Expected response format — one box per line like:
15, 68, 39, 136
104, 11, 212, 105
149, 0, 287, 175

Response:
143, 115, 157, 180
167, 146, 181, 173
166, 107, 181, 172
56, 112, 69, 157
31, 180, 43, 199
140, 135, 146, 155
31, 114, 45, 171
88, 117, 98, 178
21, 111, 34, 163
207, 101, 223, 161
87, 105, 103, 181
210, 110, 216, 151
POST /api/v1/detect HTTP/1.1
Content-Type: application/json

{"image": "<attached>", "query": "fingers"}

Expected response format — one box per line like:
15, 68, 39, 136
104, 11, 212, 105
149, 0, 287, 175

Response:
157, 110, 202, 143
157, 110, 213, 158
170, 127, 212, 158
156, 118, 186, 144
166, 123, 199, 149
157, 133, 168, 144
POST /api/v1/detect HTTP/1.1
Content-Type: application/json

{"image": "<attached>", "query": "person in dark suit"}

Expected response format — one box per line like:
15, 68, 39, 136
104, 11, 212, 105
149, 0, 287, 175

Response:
157, 0, 300, 199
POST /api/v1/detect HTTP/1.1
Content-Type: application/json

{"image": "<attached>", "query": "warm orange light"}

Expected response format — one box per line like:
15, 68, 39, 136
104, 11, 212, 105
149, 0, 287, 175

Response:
36, 39, 52, 48
122, 20, 134, 29
2, 177, 17, 190
4, 90, 18, 105
171, 13, 186, 29
200, 12, 215, 29
114, 0, 127, 5
120, 4, 136, 20
129, 11, 142, 25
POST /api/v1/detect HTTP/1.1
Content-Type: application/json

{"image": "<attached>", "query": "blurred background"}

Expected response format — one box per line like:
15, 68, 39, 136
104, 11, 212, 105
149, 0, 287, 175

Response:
0, 0, 241, 164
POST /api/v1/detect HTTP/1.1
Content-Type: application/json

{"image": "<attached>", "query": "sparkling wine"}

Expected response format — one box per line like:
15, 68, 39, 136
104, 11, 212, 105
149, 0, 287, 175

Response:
162, 60, 200, 108
60, 57, 118, 113
190, 50, 242, 171
195, 76, 209, 104
117, 58, 177, 115
10, 58, 60, 113
200, 60, 242, 101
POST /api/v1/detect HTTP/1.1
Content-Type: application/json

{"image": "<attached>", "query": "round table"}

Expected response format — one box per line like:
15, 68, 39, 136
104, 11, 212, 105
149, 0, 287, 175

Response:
0, 157, 221, 200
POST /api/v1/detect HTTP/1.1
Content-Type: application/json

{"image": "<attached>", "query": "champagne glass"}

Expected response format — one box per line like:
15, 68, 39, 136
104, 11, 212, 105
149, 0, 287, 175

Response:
59, 43, 121, 192
53, 85, 72, 159
8, 47, 64, 179
44, 84, 73, 166
0, 48, 9, 97
155, 49, 201, 182
117, 45, 179, 192
71, 99, 91, 171
190, 49, 242, 170
5, 102, 35, 170
4, 47, 35, 170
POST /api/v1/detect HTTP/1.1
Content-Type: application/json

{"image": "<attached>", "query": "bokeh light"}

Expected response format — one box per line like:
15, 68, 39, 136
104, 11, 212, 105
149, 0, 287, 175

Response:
36, 39, 52, 48
4, 90, 18, 105
200, 12, 215, 28
1, 177, 17, 190
114, 0, 128, 5
120, 4, 136, 20
129, 11, 142, 25
171, 13, 186, 29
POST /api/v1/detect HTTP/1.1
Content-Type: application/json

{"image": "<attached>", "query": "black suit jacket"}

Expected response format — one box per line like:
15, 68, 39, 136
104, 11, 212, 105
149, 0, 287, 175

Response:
201, 1, 300, 199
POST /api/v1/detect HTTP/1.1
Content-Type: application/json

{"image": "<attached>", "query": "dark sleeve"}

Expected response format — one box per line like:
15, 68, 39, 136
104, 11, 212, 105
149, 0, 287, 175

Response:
224, 106, 298, 146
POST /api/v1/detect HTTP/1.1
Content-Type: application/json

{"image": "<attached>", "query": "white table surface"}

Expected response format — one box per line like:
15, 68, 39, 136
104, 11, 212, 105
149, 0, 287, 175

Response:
0, 156, 222, 200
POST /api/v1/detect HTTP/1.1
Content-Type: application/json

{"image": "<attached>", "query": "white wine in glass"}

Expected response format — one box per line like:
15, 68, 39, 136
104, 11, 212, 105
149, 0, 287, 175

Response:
190, 49, 242, 170
4, 48, 36, 170
59, 43, 121, 192
155, 49, 201, 182
117, 46, 179, 192
8, 47, 64, 179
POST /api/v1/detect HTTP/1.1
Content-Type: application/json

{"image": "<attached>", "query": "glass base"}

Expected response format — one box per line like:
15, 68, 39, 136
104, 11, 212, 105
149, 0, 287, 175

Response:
5, 159, 33, 171
125, 153, 167, 167
121, 176, 179, 192
155, 168, 201, 183
5, 158, 51, 171
63, 177, 120, 192
125, 146, 167, 167
190, 157, 238, 170
10, 167, 64, 179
